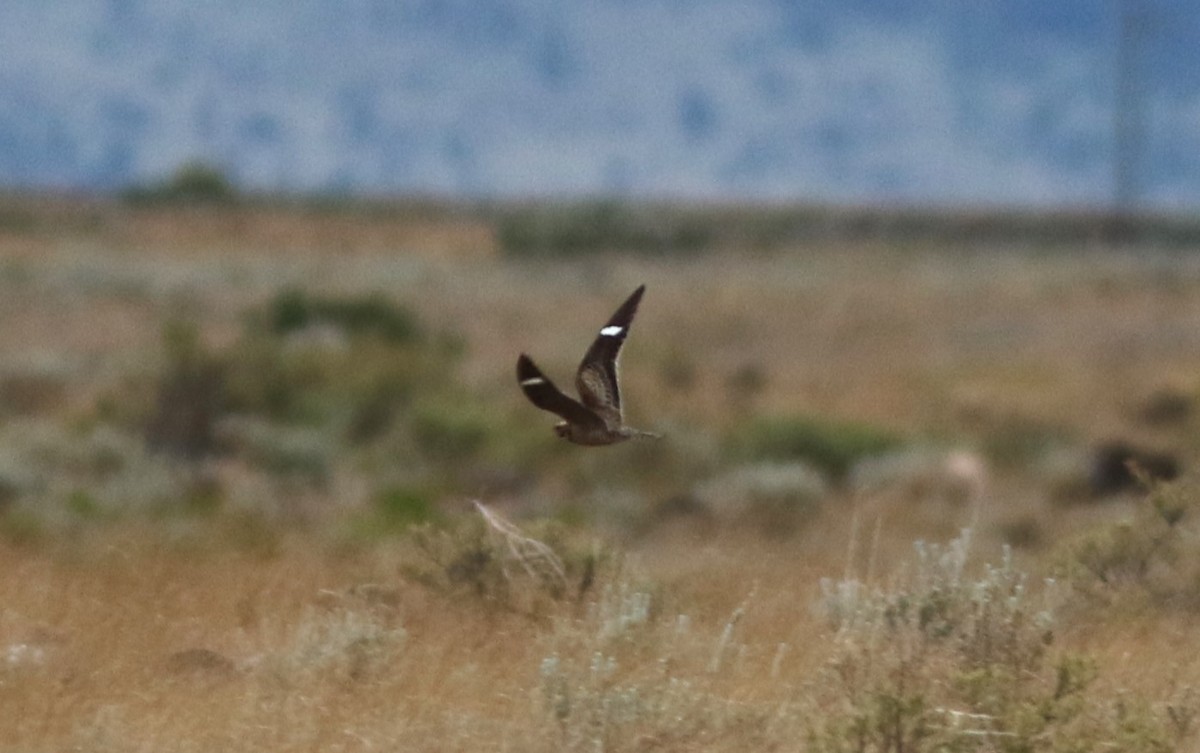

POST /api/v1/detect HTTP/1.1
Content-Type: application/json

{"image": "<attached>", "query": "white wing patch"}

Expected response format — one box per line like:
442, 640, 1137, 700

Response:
520, 377, 546, 386
600, 325, 624, 336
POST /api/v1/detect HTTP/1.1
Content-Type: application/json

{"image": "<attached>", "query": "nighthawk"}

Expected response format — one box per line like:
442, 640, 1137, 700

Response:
517, 285, 660, 446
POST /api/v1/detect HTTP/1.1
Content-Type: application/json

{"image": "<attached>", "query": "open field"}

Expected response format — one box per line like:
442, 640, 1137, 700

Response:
2, 198, 1200, 750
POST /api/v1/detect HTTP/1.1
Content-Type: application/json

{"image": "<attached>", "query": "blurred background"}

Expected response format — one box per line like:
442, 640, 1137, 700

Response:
7, 3, 1200, 749
3, 0, 1198, 209
0, 0, 1197, 550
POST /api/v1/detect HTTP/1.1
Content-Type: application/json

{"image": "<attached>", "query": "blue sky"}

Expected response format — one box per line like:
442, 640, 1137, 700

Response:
2, 0, 1198, 209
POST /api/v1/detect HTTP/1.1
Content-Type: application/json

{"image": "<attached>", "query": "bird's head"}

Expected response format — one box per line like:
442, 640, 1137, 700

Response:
553, 422, 571, 440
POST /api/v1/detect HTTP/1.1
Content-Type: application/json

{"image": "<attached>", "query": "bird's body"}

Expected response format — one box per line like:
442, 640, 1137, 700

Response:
517, 285, 659, 446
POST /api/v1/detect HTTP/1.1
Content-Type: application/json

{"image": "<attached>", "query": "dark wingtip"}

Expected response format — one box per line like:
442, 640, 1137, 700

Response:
516, 353, 538, 380
620, 284, 646, 313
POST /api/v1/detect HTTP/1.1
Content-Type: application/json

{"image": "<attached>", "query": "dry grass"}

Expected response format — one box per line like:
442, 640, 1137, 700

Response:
1, 201, 1200, 749
0, 525, 800, 750
2, 520, 1195, 751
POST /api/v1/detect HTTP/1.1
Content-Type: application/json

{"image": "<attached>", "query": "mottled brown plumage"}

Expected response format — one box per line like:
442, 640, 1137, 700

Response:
517, 285, 659, 446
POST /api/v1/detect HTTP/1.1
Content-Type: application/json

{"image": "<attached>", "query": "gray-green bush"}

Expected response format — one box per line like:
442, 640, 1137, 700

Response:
731, 414, 901, 482
807, 530, 1184, 751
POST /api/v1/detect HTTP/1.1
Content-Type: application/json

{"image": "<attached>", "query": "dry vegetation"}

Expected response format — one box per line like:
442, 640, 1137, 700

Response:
2, 195, 1200, 750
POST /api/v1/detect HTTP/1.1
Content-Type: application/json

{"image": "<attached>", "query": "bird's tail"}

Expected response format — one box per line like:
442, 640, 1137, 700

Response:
632, 429, 662, 440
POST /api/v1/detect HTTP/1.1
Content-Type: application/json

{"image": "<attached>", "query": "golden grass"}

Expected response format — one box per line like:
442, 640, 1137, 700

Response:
2, 519, 1195, 751
1, 204, 1200, 748
0, 525, 822, 750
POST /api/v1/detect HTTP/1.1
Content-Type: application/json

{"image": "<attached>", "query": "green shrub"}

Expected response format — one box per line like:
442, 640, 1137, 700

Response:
144, 319, 227, 460
374, 485, 438, 529
731, 414, 901, 481
724, 361, 768, 408
534, 579, 761, 751
497, 201, 714, 257
222, 333, 297, 420
808, 532, 1181, 752
65, 489, 102, 519
410, 398, 495, 461
0, 449, 35, 508
694, 461, 827, 536
979, 415, 1073, 469
268, 288, 421, 345
225, 297, 453, 434
1058, 477, 1200, 611
121, 159, 238, 204
259, 605, 406, 683
269, 288, 311, 333
215, 417, 333, 485
402, 505, 606, 615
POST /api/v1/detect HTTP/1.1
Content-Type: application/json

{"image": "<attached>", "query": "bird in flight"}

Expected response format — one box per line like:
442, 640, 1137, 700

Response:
517, 285, 660, 446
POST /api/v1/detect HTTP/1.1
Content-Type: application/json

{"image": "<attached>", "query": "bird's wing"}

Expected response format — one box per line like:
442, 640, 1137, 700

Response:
517, 354, 606, 429
575, 285, 645, 420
